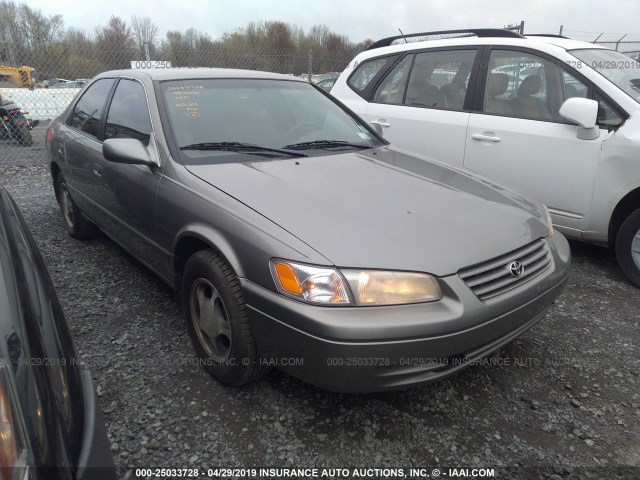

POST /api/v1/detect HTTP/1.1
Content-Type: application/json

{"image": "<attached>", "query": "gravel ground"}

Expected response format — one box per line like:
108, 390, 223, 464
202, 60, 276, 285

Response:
1, 128, 639, 480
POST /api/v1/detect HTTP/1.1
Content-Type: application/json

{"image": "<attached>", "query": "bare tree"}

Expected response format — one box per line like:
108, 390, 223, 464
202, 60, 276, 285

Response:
309, 24, 331, 49
0, 1, 25, 61
131, 15, 159, 57
0, 1, 62, 63
20, 5, 64, 50
63, 28, 93, 49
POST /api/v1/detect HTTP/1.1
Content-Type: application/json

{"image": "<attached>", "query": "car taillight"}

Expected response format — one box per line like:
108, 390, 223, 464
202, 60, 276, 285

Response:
46, 127, 53, 145
8, 109, 19, 116
0, 361, 30, 480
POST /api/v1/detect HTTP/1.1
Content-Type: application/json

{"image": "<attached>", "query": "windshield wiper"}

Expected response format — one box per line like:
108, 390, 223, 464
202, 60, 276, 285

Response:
283, 139, 372, 150
180, 142, 307, 157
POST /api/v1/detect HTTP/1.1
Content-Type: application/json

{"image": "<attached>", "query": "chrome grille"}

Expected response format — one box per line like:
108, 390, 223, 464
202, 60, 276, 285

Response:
459, 238, 553, 300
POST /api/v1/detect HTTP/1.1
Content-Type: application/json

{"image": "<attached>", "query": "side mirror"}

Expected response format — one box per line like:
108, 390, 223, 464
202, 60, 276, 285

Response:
559, 97, 600, 140
103, 138, 157, 166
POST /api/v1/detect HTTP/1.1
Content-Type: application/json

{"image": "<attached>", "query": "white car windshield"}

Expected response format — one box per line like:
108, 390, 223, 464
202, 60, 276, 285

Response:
571, 49, 640, 103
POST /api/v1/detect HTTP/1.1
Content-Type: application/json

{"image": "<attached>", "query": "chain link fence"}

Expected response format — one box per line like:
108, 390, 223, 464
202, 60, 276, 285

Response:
0, 43, 359, 148
1, 23, 638, 150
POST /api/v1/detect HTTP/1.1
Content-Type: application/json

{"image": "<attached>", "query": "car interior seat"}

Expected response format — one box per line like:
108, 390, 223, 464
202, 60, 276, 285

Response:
379, 68, 411, 104
404, 65, 447, 108
484, 73, 512, 115
441, 81, 465, 110
509, 74, 552, 120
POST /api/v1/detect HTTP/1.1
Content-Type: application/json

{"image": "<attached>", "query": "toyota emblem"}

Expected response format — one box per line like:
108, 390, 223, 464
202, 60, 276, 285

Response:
509, 261, 525, 278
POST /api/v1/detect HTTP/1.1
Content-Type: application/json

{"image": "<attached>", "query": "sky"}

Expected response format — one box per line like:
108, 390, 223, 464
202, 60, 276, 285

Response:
24, 0, 640, 48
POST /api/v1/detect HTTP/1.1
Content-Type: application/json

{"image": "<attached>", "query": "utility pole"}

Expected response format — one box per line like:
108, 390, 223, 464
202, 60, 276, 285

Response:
143, 41, 151, 61
559, 25, 563, 36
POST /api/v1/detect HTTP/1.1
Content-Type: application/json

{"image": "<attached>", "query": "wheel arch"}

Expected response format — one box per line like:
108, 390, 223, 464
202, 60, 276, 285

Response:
172, 225, 244, 296
609, 187, 640, 248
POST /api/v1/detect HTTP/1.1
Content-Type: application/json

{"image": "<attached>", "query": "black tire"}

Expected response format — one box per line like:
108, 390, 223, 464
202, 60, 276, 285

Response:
55, 174, 98, 240
615, 208, 640, 288
182, 250, 266, 386
15, 124, 33, 147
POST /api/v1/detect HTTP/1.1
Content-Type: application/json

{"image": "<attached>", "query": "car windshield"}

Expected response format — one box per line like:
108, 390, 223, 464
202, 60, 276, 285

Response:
161, 78, 383, 162
571, 49, 640, 103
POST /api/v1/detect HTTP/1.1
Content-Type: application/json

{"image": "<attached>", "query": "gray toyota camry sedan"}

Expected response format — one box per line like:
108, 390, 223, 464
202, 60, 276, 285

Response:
45, 68, 571, 392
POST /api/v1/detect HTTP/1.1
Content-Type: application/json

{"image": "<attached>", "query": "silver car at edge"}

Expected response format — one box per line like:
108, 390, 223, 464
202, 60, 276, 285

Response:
45, 68, 571, 393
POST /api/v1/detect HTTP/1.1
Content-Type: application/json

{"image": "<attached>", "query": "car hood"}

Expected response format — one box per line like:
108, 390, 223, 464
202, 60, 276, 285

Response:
184, 147, 548, 276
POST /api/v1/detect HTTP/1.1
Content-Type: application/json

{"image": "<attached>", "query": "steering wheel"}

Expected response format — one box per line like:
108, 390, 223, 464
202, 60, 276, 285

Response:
284, 122, 317, 143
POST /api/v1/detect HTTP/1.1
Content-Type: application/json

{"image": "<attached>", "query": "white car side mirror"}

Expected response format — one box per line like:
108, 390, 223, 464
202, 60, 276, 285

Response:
559, 97, 600, 140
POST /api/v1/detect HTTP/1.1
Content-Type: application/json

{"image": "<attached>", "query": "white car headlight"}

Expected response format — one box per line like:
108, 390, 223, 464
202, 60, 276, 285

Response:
271, 260, 442, 306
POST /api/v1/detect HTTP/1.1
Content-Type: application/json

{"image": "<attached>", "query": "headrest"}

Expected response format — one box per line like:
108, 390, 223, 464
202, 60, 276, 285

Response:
405, 85, 421, 99
517, 75, 542, 96
486, 73, 509, 97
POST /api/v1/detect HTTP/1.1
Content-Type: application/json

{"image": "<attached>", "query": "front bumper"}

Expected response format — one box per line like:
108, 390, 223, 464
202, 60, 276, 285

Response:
244, 234, 571, 393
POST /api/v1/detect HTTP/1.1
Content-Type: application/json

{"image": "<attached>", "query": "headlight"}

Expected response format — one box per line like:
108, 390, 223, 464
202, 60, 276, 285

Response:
342, 270, 442, 305
0, 360, 30, 480
542, 204, 554, 237
271, 260, 351, 304
271, 260, 442, 306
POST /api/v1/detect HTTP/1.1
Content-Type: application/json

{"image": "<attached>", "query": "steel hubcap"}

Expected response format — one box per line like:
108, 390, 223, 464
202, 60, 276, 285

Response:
632, 229, 640, 271
61, 185, 74, 228
189, 278, 232, 361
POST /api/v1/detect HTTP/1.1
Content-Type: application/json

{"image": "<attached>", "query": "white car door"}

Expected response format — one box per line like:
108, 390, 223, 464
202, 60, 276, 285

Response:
464, 49, 608, 237
365, 49, 478, 168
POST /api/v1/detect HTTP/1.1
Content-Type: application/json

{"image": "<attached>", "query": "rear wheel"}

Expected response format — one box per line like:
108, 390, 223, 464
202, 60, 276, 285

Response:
14, 124, 33, 147
182, 250, 266, 386
56, 175, 98, 240
615, 208, 640, 287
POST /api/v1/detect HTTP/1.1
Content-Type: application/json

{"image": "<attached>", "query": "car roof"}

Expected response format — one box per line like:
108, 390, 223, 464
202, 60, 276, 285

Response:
523, 35, 610, 51
355, 33, 610, 61
95, 67, 307, 83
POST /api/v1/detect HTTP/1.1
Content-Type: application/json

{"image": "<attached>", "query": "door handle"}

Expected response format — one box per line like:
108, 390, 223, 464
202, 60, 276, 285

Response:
370, 120, 391, 128
471, 134, 501, 142
92, 168, 102, 178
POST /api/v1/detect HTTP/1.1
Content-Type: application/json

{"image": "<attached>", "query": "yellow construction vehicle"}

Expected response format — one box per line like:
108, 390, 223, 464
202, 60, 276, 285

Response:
0, 65, 37, 88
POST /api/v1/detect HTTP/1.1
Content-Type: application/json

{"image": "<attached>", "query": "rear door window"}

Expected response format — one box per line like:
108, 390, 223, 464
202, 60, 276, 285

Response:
372, 49, 476, 110
404, 49, 476, 110
348, 56, 398, 93
373, 55, 414, 104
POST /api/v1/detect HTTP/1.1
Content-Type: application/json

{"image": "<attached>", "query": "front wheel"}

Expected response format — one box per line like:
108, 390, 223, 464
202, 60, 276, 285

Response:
182, 250, 266, 386
14, 124, 33, 147
615, 208, 640, 287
